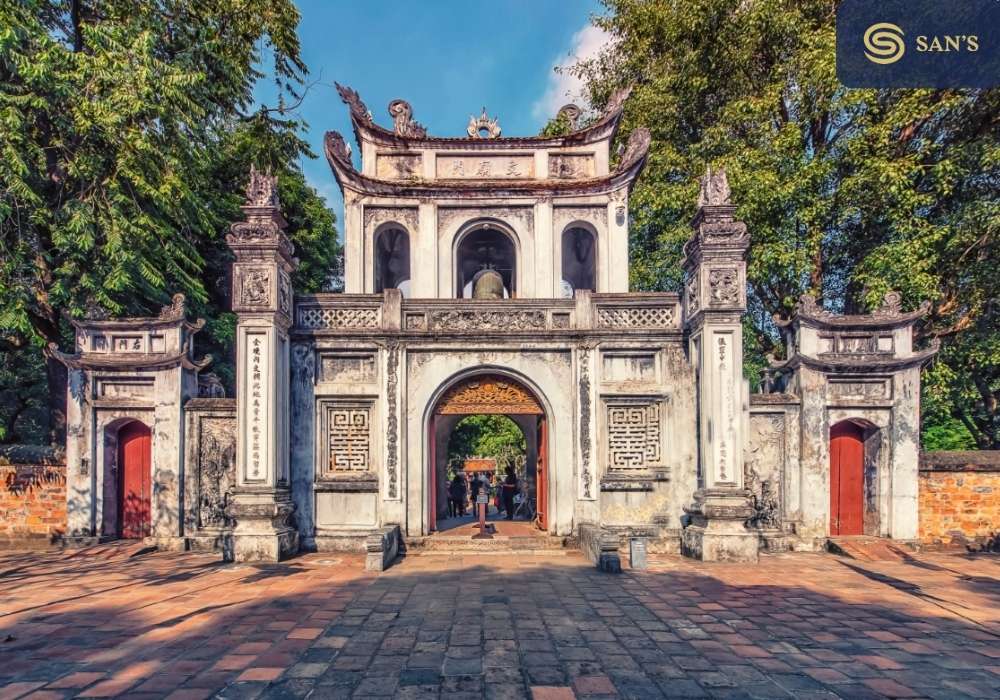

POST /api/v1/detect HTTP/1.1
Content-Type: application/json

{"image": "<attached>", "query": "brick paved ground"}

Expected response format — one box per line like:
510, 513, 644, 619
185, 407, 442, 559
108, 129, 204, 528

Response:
1, 546, 999, 699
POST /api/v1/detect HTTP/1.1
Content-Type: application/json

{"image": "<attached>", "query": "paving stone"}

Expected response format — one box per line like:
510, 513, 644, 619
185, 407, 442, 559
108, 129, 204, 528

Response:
2, 550, 999, 700
442, 658, 483, 676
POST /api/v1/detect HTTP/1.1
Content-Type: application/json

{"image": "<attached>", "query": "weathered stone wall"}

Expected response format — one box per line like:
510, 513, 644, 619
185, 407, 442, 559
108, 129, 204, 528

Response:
0, 446, 66, 547
919, 451, 1000, 548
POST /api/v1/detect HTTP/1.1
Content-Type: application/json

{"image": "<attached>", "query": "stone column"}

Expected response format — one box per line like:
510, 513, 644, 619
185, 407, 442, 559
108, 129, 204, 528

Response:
607, 188, 629, 293
226, 167, 298, 562
680, 167, 758, 562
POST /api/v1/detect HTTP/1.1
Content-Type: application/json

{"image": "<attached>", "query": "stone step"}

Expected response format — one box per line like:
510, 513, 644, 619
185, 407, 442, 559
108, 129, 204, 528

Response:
827, 536, 916, 562
404, 535, 574, 554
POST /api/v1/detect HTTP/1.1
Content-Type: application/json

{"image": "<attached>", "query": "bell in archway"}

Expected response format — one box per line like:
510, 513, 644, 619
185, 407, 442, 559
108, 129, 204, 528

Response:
472, 269, 505, 299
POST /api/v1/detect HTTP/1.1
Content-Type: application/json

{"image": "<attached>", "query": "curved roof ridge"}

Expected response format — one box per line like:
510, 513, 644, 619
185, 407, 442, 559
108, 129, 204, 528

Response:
333, 82, 631, 148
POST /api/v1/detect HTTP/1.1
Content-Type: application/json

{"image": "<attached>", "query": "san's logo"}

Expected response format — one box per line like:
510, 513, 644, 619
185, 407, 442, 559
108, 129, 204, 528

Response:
863, 22, 906, 64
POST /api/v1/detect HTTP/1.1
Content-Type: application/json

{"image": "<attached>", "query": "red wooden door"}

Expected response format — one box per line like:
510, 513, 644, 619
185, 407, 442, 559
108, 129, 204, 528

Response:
830, 422, 864, 536
118, 422, 151, 539
536, 416, 548, 531
429, 417, 437, 532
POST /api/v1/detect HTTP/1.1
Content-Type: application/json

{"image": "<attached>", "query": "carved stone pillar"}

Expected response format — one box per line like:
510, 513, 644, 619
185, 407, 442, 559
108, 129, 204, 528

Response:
680, 167, 758, 562
226, 167, 298, 562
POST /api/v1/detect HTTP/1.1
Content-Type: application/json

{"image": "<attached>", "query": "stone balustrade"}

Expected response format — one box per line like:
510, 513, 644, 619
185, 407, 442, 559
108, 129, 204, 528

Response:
294, 291, 682, 334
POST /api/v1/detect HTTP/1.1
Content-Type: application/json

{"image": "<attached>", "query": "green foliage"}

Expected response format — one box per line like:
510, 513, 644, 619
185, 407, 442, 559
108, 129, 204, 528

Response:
539, 112, 575, 138
446, 415, 526, 474
0, 0, 341, 441
574, 0, 999, 447
0, 343, 47, 442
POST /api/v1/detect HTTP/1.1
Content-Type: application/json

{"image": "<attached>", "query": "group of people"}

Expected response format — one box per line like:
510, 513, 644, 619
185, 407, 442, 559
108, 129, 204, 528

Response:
447, 466, 520, 520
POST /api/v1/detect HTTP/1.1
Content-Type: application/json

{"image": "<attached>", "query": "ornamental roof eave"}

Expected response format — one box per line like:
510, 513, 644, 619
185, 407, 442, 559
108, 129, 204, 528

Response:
68, 294, 205, 333
768, 341, 940, 373
47, 343, 212, 372
335, 82, 630, 151
323, 127, 651, 199
773, 294, 932, 331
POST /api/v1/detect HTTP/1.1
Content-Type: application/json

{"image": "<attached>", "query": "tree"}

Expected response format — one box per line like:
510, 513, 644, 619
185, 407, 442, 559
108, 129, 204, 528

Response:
446, 415, 527, 475
0, 0, 341, 443
570, 0, 999, 448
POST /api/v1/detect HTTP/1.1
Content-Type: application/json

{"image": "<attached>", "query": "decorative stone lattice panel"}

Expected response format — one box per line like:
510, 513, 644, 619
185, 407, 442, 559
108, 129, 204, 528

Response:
596, 306, 676, 329
606, 401, 662, 470
326, 405, 372, 473
297, 307, 379, 330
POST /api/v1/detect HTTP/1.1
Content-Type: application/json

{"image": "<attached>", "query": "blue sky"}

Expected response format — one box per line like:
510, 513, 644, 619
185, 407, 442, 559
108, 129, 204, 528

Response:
256, 0, 607, 225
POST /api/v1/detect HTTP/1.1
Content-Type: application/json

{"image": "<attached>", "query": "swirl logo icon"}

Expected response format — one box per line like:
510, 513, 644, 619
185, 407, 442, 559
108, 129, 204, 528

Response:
863, 22, 906, 64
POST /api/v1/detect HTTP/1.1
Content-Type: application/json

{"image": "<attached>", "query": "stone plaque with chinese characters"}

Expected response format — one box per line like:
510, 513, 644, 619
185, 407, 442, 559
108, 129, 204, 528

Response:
244, 332, 269, 483
375, 153, 422, 180
436, 155, 534, 179
548, 153, 595, 179
714, 332, 738, 484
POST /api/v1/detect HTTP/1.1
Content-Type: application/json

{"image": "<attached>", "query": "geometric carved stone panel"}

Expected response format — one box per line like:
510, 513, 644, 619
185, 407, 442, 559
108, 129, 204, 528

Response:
325, 402, 372, 475
605, 400, 662, 470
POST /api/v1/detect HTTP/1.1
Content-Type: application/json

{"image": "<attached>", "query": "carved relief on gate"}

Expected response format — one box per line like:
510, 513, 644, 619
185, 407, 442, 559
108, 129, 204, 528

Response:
236, 267, 271, 308
320, 401, 374, 477
744, 412, 785, 529
708, 267, 740, 306
197, 416, 237, 528
435, 376, 542, 415
604, 400, 663, 471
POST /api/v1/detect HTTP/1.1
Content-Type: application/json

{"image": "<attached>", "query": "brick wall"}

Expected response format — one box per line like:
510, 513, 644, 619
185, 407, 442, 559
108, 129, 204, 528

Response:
0, 446, 66, 547
919, 451, 1000, 549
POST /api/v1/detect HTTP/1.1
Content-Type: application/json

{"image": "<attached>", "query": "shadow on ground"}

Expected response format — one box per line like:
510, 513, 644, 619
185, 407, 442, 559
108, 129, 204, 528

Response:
0, 547, 998, 699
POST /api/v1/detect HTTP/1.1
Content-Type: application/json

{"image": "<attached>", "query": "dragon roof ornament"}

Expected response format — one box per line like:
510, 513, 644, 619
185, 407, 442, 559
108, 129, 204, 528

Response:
617, 128, 652, 170
335, 82, 373, 123
245, 165, 279, 209
467, 107, 501, 138
388, 99, 427, 138
603, 85, 633, 117
556, 104, 582, 130
697, 166, 732, 208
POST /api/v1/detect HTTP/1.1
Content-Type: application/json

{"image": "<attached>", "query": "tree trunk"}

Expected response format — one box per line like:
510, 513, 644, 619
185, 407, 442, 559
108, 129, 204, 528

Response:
46, 355, 67, 446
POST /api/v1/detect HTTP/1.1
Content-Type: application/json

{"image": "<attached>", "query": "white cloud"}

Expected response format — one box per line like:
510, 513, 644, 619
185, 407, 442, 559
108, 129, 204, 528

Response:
533, 24, 612, 123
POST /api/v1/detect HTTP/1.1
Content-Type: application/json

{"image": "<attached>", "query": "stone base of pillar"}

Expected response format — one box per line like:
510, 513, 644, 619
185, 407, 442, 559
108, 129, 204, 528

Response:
226, 490, 299, 563
682, 489, 759, 563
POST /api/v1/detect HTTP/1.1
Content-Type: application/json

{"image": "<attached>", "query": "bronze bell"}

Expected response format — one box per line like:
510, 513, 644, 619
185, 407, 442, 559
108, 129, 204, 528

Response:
472, 270, 505, 299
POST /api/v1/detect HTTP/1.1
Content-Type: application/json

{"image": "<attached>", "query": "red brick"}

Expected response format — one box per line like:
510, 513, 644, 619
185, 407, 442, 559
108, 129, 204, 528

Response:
573, 675, 616, 695
531, 688, 576, 700
236, 668, 284, 682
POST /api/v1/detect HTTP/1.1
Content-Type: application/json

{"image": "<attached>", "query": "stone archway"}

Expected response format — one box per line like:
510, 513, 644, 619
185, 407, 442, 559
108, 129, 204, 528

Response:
428, 374, 548, 533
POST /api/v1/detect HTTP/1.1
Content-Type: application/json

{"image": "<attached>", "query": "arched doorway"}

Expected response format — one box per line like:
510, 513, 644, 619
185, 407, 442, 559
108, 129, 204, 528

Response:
455, 225, 517, 298
374, 225, 411, 296
561, 225, 597, 297
117, 420, 151, 539
428, 374, 548, 532
830, 421, 864, 536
